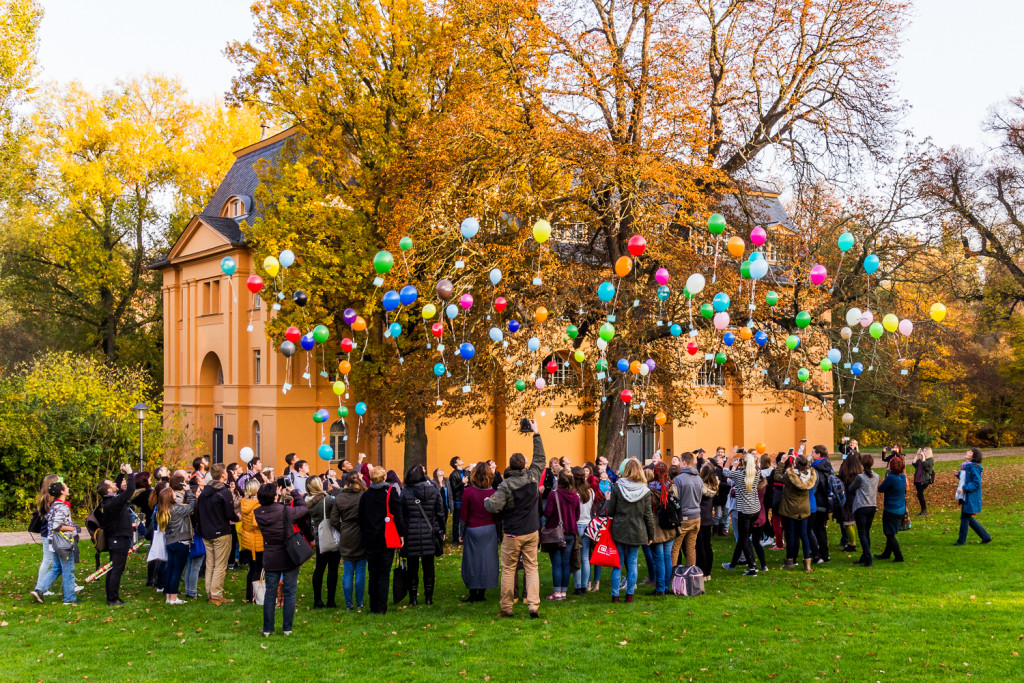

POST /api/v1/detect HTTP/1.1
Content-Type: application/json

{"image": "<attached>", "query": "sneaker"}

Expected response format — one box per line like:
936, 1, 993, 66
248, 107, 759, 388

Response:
759, 565, 769, 572
545, 593, 560, 600
107, 599, 126, 606
742, 568, 758, 577
29, 589, 44, 603
283, 631, 292, 636
981, 538, 992, 544
63, 601, 78, 606
43, 590, 55, 596
721, 562, 735, 571
74, 585, 84, 592
760, 537, 775, 547
166, 598, 187, 605
529, 611, 539, 619
814, 558, 825, 565
263, 632, 272, 637
156, 588, 165, 593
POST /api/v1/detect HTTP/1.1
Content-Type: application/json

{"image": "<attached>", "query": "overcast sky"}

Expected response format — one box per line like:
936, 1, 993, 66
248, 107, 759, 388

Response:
36, 0, 1023, 151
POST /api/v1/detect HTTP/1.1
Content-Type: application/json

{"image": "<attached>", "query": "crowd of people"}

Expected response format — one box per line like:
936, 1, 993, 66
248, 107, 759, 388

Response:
27, 426, 995, 634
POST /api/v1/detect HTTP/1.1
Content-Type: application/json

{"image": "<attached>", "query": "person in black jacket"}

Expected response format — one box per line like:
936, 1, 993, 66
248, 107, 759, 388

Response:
810, 445, 835, 564
399, 465, 445, 606
358, 466, 405, 615
197, 464, 240, 605
253, 482, 308, 636
98, 463, 136, 605
449, 457, 467, 545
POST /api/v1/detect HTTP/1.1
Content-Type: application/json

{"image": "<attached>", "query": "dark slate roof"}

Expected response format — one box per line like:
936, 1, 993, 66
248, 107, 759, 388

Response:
197, 215, 246, 244
719, 191, 794, 231
203, 134, 292, 224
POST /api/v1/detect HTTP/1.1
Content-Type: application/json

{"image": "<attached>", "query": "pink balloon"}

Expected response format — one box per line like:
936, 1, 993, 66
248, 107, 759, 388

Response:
860, 310, 874, 328
750, 226, 767, 246
655, 268, 670, 285
898, 318, 913, 336
459, 293, 474, 310
535, 377, 547, 390
809, 264, 828, 286
713, 311, 730, 331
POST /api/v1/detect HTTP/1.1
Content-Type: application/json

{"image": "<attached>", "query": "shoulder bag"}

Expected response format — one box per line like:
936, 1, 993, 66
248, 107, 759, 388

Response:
539, 492, 567, 551
384, 488, 402, 549
415, 494, 444, 557
252, 569, 267, 606
282, 505, 314, 566
51, 529, 76, 562
392, 554, 409, 603
317, 497, 340, 553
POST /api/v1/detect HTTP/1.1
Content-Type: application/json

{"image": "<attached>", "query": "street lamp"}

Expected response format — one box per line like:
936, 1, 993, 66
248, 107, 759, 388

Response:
131, 402, 149, 471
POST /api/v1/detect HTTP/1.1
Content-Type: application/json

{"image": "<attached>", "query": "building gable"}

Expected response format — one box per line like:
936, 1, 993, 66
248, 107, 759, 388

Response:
159, 216, 236, 268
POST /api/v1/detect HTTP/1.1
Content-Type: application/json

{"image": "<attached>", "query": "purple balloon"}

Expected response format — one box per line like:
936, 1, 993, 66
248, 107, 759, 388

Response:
645, 359, 656, 371
343, 308, 357, 325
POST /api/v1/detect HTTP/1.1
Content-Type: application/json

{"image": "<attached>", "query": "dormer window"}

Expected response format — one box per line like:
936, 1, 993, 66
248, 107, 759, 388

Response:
221, 196, 248, 218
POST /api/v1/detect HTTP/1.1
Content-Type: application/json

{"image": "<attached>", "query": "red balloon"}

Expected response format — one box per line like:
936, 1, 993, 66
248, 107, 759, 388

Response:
340, 337, 354, 353
494, 296, 507, 312
620, 388, 633, 403
285, 326, 301, 343
246, 274, 263, 294
686, 341, 699, 356
546, 360, 558, 374
627, 234, 647, 257
431, 322, 444, 338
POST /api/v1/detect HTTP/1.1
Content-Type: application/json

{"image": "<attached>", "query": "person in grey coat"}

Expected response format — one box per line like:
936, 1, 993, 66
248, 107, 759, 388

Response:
848, 453, 879, 567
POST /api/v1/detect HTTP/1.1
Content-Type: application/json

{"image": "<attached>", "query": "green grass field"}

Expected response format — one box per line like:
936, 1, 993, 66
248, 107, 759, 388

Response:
1, 456, 1022, 682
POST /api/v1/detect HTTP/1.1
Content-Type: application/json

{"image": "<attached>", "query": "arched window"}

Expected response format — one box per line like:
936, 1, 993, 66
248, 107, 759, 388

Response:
694, 359, 726, 388
329, 420, 347, 464
220, 196, 247, 218
252, 420, 261, 459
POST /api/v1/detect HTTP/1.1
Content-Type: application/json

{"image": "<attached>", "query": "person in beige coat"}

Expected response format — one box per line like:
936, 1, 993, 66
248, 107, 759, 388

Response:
777, 455, 818, 572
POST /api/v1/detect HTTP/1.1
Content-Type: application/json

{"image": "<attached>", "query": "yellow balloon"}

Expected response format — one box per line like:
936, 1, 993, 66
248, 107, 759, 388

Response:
332, 380, 345, 396
422, 303, 436, 320
573, 350, 585, 363
263, 255, 280, 278
535, 306, 548, 323
532, 219, 552, 244
615, 256, 633, 278
726, 235, 745, 258
739, 326, 753, 341
930, 302, 947, 322
882, 313, 899, 333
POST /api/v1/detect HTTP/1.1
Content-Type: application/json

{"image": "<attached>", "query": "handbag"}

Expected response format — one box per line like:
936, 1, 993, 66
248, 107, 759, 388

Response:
898, 511, 912, 532
28, 510, 43, 535
569, 533, 583, 572
590, 524, 621, 569
252, 570, 267, 606
585, 516, 610, 542
147, 528, 168, 563
282, 506, 314, 566
392, 555, 409, 603
384, 488, 402, 549
51, 529, 76, 562
317, 498, 340, 553
414, 495, 444, 557
539, 492, 567, 551
189, 532, 206, 559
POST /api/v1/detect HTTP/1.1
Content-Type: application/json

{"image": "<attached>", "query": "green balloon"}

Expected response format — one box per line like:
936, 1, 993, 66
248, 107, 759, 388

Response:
795, 311, 811, 329
566, 324, 579, 339
740, 260, 751, 279
337, 406, 349, 418
373, 250, 394, 275
515, 380, 526, 392
700, 303, 714, 319
869, 321, 884, 339
786, 334, 800, 350
819, 358, 833, 372
399, 236, 413, 251
312, 324, 330, 344
708, 213, 726, 235
715, 352, 727, 365
683, 287, 694, 300
595, 358, 608, 372
599, 322, 615, 342
797, 367, 810, 382
765, 291, 779, 306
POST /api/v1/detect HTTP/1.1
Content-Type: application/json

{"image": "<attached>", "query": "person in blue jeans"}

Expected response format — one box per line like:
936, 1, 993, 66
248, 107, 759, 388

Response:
543, 474, 580, 600
648, 462, 678, 595
30, 481, 78, 605
155, 480, 198, 605
571, 467, 598, 594
331, 473, 369, 610
254, 482, 309, 635
606, 460, 655, 603
955, 448, 993, 546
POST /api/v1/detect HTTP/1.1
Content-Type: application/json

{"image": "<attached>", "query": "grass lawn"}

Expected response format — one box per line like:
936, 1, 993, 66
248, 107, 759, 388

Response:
1, 457, 1022, 682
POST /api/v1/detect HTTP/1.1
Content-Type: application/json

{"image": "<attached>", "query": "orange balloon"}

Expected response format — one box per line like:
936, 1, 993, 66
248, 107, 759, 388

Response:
727, 235, 745, 258
655, 410, 667, 426
352, 316, 367, 332
756, 442, 766, 454
535, 306, 548, 324
615, 256, 633, 278
629, 360, 641, 375
338, 360, 352, 375
739, 326, 753, 341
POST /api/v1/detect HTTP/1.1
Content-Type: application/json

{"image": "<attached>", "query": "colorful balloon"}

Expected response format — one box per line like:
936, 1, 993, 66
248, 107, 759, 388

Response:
373, 250, 394, 275
595, 359, 609, 372
220, 256, 236, 276
240, 446, 254, 463
869, 322, 884, 339
279, 250, 295, 268
494, 297, 507, 313
343, 308, 358, 325
712, 292, 730, 312
930, 302, 947, 322
388, 322, 402, 338
445, 304, 459, 320
700, 303, 714, 319
686, 341, 699, 355
620, 388, 633, 403
627, 234, 647, 257
352, 316, 367, 332
489, 268, 502, 286
615, 256, 632, 278
786, 334, 800, 350
754, 331, 768, 346
532, 219, 552, 244
655, 268, 670, 286
355, 402, 367, 416
819, 358, 833, 372
528, 337, 540, 352
280, 340, 295, 358
860, 310, 874, 328
842, 412, 854, 425
574, 350, 585, 363
566, 324, 579, 339
845, 308, 862, 326
827, 348, 842, 364
670, 324, 683, 337
797, 368, 810, 382
882, 314, 899, 333
246, 274, 263, 293
840, 326, 853, 341
312, 324, 330, 344
300, 333, 315, 351
739, 260, 751, 279
713, 312, 730, 330
899, 318, 916, 336
338, 406, 349, 418
714, 352, 727, 365
263, 256, 280, 277
655, 411, 667, 426
657, 285, 670, 301
508, 319, 520, 333
338, 360, 351, 375
809, 264, 828, 286
489, 327, 503, 342
285, 326, 301, 343
723, 332, 735, 346
422, 303, 437, 319
436, 279, 454, 300
739, 326, 753, 341
535, 306, 548, 323
546, 360, 558, 374
399, 236, 413, 251
431, 322, 444, 337
535, 377, 547, 390
599, 323, 615, 341
749, 258, 769, 279
399, 285, 418, 306
598, 281, 616, 302
434, 362, 446, 377
460, 217, 480, 240
863, 254, 880, 275
851, 362, 864, 376
838, 232, 855, 252
707, 213, 726, 235
382, 290, 401, 311
796, 311, 811, 329
293, 290, 308, 307
515, 379, 526, 392
727, 235, 745, 258
340, 337, 354, 353
685, 273, 705, 295
318, 444, 334, 461
616, 358, 630, 373
629, 360, 642, 375
750, 226, 767, 246
765, 291, 779, 306
459, 293, 474, 310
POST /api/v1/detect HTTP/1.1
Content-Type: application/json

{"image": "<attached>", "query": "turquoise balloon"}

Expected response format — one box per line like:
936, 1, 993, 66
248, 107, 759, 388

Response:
657, 285, 670, 301
864, 254, 880, 275
838, 232, 855, 252
712, 292, 730, 312
355, 402, 367, 416
598, 281, 616, 303
670, 324, 682, 337
389, 322, 402, 338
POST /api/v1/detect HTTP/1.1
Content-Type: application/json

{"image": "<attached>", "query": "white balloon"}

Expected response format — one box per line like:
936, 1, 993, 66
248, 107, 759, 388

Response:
239, 446, 254, 463
749, 258, 769, 280
489, 268, 502, 286
685, 273, 706, 295
845, 307, 862, 327
840, 326, 853, 340
638, 364, 650, 376
841, 412, 854, 425
596, 338, 608, 351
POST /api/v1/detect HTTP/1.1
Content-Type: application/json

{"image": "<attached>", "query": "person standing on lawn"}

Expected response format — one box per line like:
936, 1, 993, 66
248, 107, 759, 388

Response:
398, 464, 445, 606
307, 477, 340, 609
720, 450, 766, 576
778, 454, 817, 572
460, 462, 498, 603
98, 463, 136, 606
607, 459, 655, 604
484, 419, 546, 619
238, 478, 264, 604
32, 474, 62, 597
911, 447, 935, 516
359, 466, 404, 615
875, 456, 907, 563
449, 457, 468, 545
30, 480, 79, 605
158, 478, 197, 605
848, 453, 879, 567
331, 472, 368, 611
571, 466, 597, 594
254, 481, 309, 636
542, 472, 580, 601
197, 463, 240, 605
648, 461, 679, 596
809, 445, 834, 564
837, 453, 863, 552
955, 448, 993, 546
695, 463, 719, 579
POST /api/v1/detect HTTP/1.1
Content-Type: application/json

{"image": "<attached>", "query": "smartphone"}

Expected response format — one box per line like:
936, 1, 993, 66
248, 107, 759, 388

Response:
275, 476, 288, 488
519, 418, 532, 433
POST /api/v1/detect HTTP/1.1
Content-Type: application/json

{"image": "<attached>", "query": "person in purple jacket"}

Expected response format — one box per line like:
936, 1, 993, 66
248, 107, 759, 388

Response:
542, 473, 580, 601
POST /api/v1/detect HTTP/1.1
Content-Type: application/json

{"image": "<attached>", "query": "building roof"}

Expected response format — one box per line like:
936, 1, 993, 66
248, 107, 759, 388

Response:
719, 189, 794, 232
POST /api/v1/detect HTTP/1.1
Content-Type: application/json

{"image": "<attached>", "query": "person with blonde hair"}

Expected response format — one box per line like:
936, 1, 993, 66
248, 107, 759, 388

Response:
331, 472, 368, 611
239, 477, 264, 604
359, 466, 404, 615
911, 447, 935, 515
307, 476, 340, 608
606, 459, 655, 603
720, 450, 765, 576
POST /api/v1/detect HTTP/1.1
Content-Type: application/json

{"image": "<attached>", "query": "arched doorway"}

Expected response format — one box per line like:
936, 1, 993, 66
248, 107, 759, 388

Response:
198, 351, 225, 464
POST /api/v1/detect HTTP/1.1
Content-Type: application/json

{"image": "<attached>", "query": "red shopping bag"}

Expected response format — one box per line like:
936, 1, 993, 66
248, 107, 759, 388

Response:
384, 487, 402, 549
590, 524, 620, 569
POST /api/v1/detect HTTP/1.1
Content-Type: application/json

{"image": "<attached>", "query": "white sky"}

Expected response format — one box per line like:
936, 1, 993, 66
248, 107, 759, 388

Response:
36, 0, 1024, 151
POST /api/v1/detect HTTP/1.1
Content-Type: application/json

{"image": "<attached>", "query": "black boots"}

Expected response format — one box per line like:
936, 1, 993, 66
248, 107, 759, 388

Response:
424, 577, 434, 606
408, 589, 418, 606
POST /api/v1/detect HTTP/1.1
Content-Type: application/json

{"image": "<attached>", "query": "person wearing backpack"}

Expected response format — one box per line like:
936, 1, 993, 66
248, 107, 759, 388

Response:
648, 462, 679, 596
911, 447, 935, 515
810, 445, 835, 564
720, 451, 765, 576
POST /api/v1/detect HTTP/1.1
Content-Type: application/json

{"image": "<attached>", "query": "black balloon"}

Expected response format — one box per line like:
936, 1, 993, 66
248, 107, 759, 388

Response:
293, 290, 308, 306
280, 340, 296, 358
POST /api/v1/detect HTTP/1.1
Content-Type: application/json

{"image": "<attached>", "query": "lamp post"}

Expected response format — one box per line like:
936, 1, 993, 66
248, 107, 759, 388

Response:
131, 402, 149, 471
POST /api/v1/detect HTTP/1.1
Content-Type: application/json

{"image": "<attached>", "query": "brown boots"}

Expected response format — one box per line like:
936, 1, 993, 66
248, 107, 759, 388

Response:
782, 559, 795, 570
804, 558, 812, 573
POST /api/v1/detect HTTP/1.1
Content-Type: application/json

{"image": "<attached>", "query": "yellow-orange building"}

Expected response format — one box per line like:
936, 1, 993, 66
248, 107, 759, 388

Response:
154, 129, 833, 476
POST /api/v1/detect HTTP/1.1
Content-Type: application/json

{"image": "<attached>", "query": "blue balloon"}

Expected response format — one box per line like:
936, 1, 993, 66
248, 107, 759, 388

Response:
382, 290, 401, 312
754, 330, 768, 346
723, 332, 735, 346
399, 285, 418, 306
508, 319, 520, 333
279, 249, 296, 268
300, 333, 315, 351
598, 281, 616, 303
749, 251, 762, 261
657, 285, 670, 301
527, 337, 540, 352
616, 358, 630, 373
851, 362, 864, 376
749, 258, 769, 280
459, 342, 475, 360
433, 362, 446, 377
388, 322, 402, 338
670, 324, 682, 337
460, 217, 479, 240
713, 292, 730, 312
827, 348, 842, 364
445, 304, 459, 319
489, 268, 502, 286
317, 444, 334, 461
316, 408, 330, 422
863, 254, 880, 275
489, 327, 503, 342
355, 401, 367, 416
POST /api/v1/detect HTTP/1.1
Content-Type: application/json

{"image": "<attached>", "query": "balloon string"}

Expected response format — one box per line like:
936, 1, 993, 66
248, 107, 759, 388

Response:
712, 237, 720, 284
228, 277, 237, 303
611, 280, 621, 316
305, 353, 312, 387
688, 299, 693, 330
401, 251, 411, 276
356, 416, 362, 444
830, 253, 846, 294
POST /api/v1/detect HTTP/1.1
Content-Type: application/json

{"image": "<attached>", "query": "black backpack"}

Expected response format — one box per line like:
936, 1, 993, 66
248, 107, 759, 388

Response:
657, 490, 684, 530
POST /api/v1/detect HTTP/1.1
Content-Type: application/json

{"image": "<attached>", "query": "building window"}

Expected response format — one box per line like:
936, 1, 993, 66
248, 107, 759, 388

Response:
559, 223, 589, 245
694, 360, 725, 387
329, 420, 347, 463
252, 420, 261, 459
253, 349, 261, 385
202, 280, 221, 315
221, 196, 246, 218
543, 353, 574, 386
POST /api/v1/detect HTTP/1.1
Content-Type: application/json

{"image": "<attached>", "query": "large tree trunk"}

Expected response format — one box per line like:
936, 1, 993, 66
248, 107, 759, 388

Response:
597, 398, 629, 470
404, 411, 428, 475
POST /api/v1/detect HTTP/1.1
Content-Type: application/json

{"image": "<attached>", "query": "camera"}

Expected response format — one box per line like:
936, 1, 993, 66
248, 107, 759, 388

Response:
275, 476, 288, 488
519, 417, 532, 433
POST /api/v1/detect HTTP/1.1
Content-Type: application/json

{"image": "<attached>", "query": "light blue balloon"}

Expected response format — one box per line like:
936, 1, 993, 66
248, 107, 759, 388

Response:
460, 217, 479, 240
670, 324, 682, 337
433, 362, 445, 377
712, 292, 730, 312
317, 444, 334, 461
279, 250, 296, 268
598, 281, 616, 303
749, 258, 769, 280
749, 251, 762, 261
527, 337, 540, 352
388, 322, 402, 338
838, 232, 855, 252
399, 285, 418, 306
863, 254, 880, 275
355, 401, 367, 415
827, 348, 842, 364
445, 304, 459, 319
657, 285, 670, 301
489, 268, 502, 286
489, 327, 503, 342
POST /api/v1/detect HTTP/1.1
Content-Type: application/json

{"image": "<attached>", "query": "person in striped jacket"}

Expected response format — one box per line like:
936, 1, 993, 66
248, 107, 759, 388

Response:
720, 450, 767, 576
